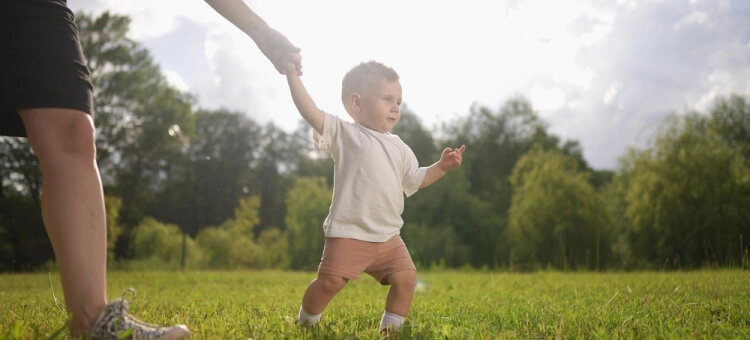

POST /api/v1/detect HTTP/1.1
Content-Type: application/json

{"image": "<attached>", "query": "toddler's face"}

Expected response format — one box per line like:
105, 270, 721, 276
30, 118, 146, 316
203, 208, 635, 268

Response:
357, 79, 402, 133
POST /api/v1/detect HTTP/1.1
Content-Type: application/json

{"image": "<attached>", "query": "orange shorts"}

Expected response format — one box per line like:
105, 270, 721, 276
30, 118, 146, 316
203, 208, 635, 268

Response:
318, 235, 416, 285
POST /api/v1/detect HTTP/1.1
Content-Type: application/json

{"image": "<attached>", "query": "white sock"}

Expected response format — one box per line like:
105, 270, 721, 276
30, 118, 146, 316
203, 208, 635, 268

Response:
379, 311, 405, 331
297, 306, 322, 326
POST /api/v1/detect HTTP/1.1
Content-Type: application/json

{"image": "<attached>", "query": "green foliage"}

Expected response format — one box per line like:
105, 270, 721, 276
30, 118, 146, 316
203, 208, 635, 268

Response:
507, 147, 611, 270
439, 97, 598, 268
0, 190, 49, 271
603, 162, 636, 269
104, 196, 123, 262
289, 120, 334, 183
195, 225, 242, 269
395, 108, 499, 268
130, 217, 201, 269
0, 136, 46, 271
191, 195, 291, 269
77, 11, 196, 234
392, 106, 437, 165
2, 271, 750, 339
708, 94, 750, 153
0, 225, 13, 271
285, 177, 330, 270
253, 123, 298, 234
233, 196, 261, 235
225, 227, 264, 269
403, 223, 471, 269
256, 228, 290, 269
195, 196, 265, 269
619, 106, 750, 268
0, 138, 40, 199
2, 9, 747, 272
403, 166, 500, 268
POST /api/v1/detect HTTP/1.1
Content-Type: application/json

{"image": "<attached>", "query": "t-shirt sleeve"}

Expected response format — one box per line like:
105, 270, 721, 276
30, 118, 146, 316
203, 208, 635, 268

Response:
314, 112, 339, 152
402, 147, 427, 197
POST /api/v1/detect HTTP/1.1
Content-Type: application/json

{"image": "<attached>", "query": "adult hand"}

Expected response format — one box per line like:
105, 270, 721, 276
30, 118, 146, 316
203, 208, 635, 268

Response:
253, 26, 302, 75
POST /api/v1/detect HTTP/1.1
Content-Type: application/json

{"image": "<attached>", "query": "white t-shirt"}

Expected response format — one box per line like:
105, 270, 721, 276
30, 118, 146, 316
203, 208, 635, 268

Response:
314, 113, 427, 242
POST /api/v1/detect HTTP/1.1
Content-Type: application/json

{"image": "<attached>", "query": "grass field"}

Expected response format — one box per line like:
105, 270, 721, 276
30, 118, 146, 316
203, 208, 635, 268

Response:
1, 270, 748, 339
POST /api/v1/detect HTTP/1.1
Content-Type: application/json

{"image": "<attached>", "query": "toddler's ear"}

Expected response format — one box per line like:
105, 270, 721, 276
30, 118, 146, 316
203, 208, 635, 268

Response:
350, 93, 363, 112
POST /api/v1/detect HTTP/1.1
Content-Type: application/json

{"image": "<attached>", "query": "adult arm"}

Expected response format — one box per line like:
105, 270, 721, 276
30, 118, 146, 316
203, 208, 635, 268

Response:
204, 0, 301, 73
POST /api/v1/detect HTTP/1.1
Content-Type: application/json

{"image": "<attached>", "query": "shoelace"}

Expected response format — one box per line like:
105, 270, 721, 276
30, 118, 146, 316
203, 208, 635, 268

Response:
122, 288, 137, 304
115, 289, 167, 334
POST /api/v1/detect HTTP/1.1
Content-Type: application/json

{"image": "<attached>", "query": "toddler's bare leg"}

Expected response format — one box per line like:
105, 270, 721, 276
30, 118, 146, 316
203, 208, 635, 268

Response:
301, 273, 348, 314
384, 269, 417, 316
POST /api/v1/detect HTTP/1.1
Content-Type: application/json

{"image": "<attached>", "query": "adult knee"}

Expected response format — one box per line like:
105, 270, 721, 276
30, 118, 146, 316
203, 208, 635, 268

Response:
27, 111, 97, 161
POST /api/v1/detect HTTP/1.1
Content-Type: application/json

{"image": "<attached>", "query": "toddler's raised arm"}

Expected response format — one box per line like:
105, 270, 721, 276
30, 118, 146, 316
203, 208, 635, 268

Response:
419, 145, 466, 188
283, 63, 325, 134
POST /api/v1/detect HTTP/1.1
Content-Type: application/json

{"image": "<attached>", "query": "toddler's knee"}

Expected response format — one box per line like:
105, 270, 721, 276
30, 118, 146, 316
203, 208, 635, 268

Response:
319, 275, 347, 294
392, 270, 417, 291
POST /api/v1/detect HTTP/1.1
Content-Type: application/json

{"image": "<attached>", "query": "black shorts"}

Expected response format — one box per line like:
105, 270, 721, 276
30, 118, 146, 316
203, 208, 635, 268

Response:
1, 0, 94, 137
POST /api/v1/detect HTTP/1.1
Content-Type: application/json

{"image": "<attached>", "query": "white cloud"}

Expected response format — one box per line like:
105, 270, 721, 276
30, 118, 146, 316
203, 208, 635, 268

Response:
673, 11, 713, 31
191, 26, 284, 125
68, 0, 750, 169
603, 84, 620, 105
163, 70, 189, 92
70, 0, 221, 41
694, 68, 750, 111
616, 0, 640, 10
529, 86, 566, 112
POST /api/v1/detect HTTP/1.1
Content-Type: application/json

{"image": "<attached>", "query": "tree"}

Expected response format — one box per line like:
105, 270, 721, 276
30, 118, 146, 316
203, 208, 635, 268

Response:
252, 123, 297, 234
77, 12, 195, 179
256, 228, 289, 269
507, 147, 610, 270
76, 12, 197, 261
392, 106, 437, 165
194, 196, 264, 269
0, 189, 47, 271
285, 177, 330, 270
403, 223, 471, 269
603, 152, 638, 268
621, 104, 750, 268
442, 97, 590, 267
708, 94, 750, 166
0, 223, 13, 271
130, 217, 201, 269
289, 120, 334, 184
153, 109, 261, 240
392, 106, 498, 267
402, 163, 500, 268
0, 134, 49, 271
104, 196, 123, 262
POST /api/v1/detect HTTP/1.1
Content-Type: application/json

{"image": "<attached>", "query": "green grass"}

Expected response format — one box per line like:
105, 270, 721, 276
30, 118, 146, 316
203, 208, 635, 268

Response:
1, 270, 748, 339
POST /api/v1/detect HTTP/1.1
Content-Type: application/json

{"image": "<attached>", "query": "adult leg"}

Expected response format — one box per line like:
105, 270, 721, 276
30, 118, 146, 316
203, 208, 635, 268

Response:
19, 108, 107, 335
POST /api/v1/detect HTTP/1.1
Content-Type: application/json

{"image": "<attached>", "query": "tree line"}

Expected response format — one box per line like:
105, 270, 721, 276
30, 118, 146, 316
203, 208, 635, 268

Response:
1, 12, 748, 272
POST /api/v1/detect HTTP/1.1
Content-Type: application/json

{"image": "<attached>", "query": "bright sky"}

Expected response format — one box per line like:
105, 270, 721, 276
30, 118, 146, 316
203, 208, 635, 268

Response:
69, 0, 750, 169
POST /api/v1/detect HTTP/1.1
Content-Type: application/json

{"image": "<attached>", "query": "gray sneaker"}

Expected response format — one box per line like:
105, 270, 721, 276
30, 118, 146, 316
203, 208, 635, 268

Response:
87, 289, 190, 340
